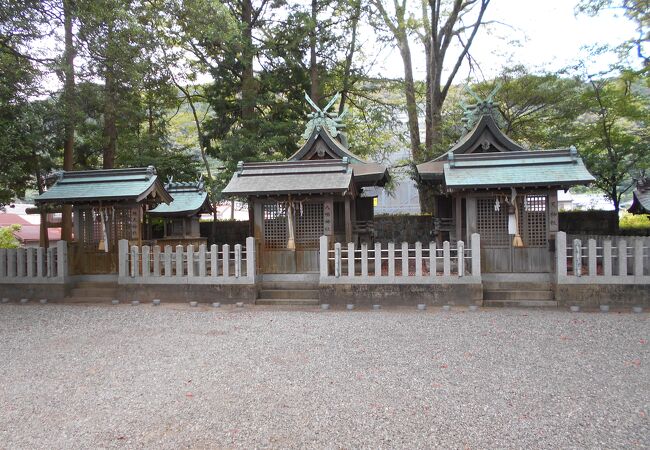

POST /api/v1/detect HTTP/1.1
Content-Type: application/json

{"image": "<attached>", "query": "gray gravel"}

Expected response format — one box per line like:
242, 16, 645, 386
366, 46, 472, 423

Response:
0, 304, 648, 449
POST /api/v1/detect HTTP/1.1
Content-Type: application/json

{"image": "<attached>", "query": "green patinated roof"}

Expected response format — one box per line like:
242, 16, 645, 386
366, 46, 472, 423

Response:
35, 167, 172, 204
442, 150, 595, 190
222, 160, 353, 196
149, 180, 211, 216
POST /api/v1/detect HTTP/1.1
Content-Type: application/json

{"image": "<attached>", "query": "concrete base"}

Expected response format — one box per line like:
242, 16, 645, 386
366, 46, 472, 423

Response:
555, 284, 650, 307
319, 283, 483, 306
0, 284, 67, 301
117, 283, 257, 304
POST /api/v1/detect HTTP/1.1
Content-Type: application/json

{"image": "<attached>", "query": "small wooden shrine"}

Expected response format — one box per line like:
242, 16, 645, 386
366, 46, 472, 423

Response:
222, 93, 389, 273
148, 178, 212, 248
416, 89, 595, 273
34, 166, 171, 274
628, 177, 650, 215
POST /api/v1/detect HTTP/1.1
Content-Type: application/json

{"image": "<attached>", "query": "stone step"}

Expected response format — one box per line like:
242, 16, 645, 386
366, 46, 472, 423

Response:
260, 282, 320, 290
255, 298, 320, 306
63, 296, 117, 304
483, 290, 554, 301
70, 288, 118, 298
259, 289, 319, 300
74, 282, 118, 289
484, 299, 558, 308
482, 282, 552, 291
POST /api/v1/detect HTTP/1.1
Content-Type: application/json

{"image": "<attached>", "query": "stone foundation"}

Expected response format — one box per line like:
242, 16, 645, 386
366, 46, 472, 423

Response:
117, 283, 257, 304
0, 283, 68, 301
555, 284, 650, 307
319, 283, 483, 306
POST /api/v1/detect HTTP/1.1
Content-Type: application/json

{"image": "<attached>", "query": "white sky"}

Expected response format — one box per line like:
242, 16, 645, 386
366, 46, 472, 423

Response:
367, 0, 639, 82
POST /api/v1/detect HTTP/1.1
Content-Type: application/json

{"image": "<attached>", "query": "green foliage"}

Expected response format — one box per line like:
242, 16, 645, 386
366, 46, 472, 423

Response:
620, 212, 650, 230
0, 225, 21, 248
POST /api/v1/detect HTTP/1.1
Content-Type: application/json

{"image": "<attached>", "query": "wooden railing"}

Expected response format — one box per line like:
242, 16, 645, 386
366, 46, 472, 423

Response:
319, 234, 481, 283
556, 231, 650, 283
0, 241, 68, 283
118, 237, 256, 284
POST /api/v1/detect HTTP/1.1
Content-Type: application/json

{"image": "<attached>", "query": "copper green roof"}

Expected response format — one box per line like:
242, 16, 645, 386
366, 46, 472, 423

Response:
440, 149, 595, 191
149, 180, 212, 216
222, 160, 354, 196
34, 167, 172, 204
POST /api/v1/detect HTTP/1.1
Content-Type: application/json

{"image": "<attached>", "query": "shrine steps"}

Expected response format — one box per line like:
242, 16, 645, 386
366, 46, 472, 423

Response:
256, 274, 320, 306
65, 281, 119, 303
483, 281, 557, 308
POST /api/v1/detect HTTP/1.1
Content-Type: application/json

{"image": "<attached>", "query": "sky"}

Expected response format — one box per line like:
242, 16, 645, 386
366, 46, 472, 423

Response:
367, 0, 639, 82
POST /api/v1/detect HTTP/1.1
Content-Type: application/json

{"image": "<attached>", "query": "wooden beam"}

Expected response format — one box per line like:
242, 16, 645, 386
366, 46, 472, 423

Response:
344, 196, 352, 244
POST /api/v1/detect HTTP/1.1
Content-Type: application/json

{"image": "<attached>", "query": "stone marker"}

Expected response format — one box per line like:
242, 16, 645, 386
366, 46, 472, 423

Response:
1, 298, 9, 304
320, 303, 330, 310
152, 299, 161, 306
190, 301, 198, 307
599, 305, 609, 313
469, 305, 478, 312
131, 300, 140, 306
39, 299, 48, 304
111, 299, 119, 305
417, 303, 426, 311
212, 302, 221, 308
570, 305, 580, 312
346, 304, 354, 311
372, 304, 381, 311
236, 302, 244, 308
20, 298, 28, 304
632, 306, 643, 314
442, 305, 451, 311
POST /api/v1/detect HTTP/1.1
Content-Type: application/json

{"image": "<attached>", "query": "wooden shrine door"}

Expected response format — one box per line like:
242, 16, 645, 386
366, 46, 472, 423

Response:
477, 194, 551, 273
261, 201, 323, 273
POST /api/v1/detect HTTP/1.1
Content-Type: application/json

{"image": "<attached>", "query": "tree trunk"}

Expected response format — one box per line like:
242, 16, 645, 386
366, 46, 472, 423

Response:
102, 24, 117, 169
241, 0, 256, 130
62, 0, 75, 241
309, 0, 320, 104
339, 0, 361, 115
398, 41, 421, 162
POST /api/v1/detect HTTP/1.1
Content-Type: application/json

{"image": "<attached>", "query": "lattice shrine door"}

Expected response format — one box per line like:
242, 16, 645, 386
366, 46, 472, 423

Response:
261, 200, 324, 273
476, 193, 551, 273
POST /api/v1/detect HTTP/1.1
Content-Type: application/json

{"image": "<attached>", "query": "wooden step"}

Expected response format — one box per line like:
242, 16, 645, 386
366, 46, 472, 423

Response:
483, 290, 554, 301
255, 298, 319, 306
259, 289, 319, 300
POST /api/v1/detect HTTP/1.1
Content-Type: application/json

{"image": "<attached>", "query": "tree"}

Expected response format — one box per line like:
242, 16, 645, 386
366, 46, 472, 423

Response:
574, 70, 650, 224
0, 225, 21, 249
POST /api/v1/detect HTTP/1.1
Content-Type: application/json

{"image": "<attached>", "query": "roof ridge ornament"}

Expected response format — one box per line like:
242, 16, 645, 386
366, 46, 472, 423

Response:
460, 82, 504, 132
302, 92, 348, 143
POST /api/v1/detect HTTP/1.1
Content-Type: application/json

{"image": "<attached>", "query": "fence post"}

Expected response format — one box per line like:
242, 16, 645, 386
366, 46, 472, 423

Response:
374, 242, 381, 277
334, 242, 341, 278
211, 244, 219, 277
235, 244, 242, 278
443, 241, 450, 277
588, 239, 597, 277
0, 248, 6, 278
118, 239, 129, 277
175, 245, 184, 277
198, 244, 207, 277
222, 244, 230, 277
634, 238, 643, 277
153, 246, 161, 276
319, 236, 328, 278
618, 239, 627, 277
56, 241, 68, 279
246, 237, 256, 279
46, 247, 53, 278
572, 239, 582, 277
186, 245, 194, 277
164, 245, 172, 277
429, 242, 437, 277
401, 242, 409, 277
415, 242, 422, 277
131, 245, 139, 278
142, 246, 150, 278
348, 242, 355, 277
36, 247, 44, 278
361, 243, 368, 277
603, 239, 612, 277
457, 240, 465, 277
388, 242, 395, 278
471, 233, 481, 277
17, 248, 25, 277
26, 248, 35, 278
556, 232, 567, 278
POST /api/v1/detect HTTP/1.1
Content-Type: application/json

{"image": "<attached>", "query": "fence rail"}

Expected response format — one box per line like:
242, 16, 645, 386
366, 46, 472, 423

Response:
319, 234, 481, 284
118, 237, 255, 284
557, 232, 650, 283
0, 241, 68, 283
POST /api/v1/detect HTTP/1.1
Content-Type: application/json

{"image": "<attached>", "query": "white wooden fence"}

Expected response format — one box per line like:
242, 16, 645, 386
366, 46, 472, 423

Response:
319, 234, 481, 284
556, 231, 650, 283
0, 241, 68, 284
118, 237, 256, 284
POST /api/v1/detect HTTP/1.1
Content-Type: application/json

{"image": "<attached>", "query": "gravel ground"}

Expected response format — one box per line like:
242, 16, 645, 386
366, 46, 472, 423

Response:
0, 303, 648, 449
